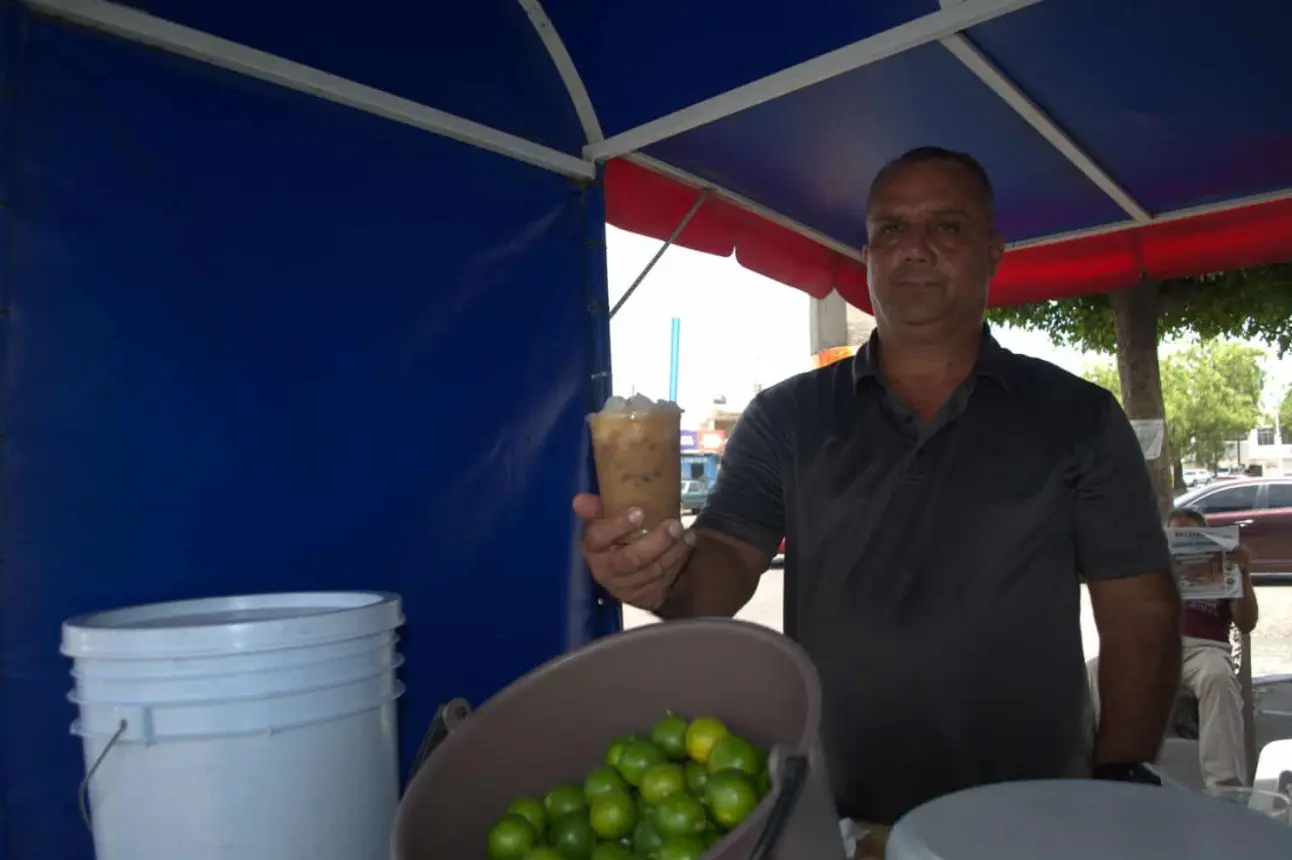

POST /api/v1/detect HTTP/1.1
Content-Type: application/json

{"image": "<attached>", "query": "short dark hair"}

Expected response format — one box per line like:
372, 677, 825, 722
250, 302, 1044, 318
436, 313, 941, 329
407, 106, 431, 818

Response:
1168, 506, 1207, 527
867, 146, 995, 215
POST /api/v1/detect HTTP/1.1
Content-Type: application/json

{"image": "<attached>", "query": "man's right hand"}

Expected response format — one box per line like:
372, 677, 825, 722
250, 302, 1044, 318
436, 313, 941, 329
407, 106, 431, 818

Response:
573, 493, 696, 611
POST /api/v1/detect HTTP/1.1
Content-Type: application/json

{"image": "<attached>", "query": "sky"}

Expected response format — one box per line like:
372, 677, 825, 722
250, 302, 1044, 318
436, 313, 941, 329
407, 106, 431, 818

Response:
606, 225, 1292, 424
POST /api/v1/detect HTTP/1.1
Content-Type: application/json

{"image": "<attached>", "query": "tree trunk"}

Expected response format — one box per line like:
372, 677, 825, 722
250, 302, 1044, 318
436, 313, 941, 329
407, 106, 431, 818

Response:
1173, 459, 1185, 490
1109, 281, 1174, 518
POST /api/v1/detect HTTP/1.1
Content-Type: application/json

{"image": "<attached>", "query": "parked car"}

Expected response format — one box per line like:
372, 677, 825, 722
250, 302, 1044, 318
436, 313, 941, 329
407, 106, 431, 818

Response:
1173, 478, 1292, 581
1182, 468, 1213, 488
680, 480, 709, 514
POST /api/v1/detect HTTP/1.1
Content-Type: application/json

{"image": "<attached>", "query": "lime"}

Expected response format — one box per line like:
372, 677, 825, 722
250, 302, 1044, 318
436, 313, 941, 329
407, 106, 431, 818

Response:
684, 717, 729, 764
590, 843, 636, 860
487, 814, 538, 860
584, 766, 628, 803
522, 848, 565, 860
631, 816, 665, 857
706, 735, 761, 778
657, 835, 706, 860
589, 790, 637, 841
616, 739, 666, 787
757, 767, 772, 798
548, 812, 597, 860
546, 784, 588, 820
636, 792, 657, 820
654, 792, 708, 839
650, 711, 690, 761
684, 761, 708, 795
506, 797, 547, 837
702, 827, 723, 849
604, 734, 638, 769
704, 769, 760, 830
640, 762, 687, 806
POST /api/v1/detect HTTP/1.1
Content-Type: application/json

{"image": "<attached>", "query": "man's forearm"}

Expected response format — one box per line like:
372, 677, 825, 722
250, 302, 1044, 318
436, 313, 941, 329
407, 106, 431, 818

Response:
655, 534, 763, 620
1094, 601, 1182, 764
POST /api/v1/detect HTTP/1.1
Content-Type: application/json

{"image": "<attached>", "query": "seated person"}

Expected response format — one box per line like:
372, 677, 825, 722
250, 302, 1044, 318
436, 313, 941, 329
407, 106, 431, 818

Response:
1088, 506, 1258, 788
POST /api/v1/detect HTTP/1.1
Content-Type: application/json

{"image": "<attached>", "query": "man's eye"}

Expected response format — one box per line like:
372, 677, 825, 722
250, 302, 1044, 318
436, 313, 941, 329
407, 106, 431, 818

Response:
935, 222, 962, 234
878, 224, 900, 235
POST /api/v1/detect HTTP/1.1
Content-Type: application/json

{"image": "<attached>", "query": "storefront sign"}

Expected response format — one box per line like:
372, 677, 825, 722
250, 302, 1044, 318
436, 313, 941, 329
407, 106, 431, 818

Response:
680, 430, 698, 450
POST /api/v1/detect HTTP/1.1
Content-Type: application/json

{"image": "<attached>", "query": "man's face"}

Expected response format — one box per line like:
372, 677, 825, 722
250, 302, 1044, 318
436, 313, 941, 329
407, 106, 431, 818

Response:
862, 160, 1004, 334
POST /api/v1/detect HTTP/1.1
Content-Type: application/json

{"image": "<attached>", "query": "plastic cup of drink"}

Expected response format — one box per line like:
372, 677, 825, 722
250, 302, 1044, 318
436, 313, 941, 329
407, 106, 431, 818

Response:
587, 397, 682, 532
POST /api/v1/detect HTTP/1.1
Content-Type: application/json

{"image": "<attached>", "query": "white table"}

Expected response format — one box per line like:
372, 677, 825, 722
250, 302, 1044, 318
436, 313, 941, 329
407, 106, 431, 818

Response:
1254, 737, 1292, 796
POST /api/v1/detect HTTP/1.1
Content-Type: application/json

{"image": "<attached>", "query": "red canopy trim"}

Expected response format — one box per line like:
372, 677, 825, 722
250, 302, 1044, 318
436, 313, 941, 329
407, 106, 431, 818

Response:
605, 158, 1292, 313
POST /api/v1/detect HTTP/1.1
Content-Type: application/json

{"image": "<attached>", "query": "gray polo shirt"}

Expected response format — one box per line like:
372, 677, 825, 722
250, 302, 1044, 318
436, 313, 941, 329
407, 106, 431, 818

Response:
695, 327, 1170, 825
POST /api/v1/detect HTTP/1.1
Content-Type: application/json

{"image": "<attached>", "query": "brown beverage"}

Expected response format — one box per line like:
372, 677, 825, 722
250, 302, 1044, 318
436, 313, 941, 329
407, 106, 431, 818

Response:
587, 396, 682, 530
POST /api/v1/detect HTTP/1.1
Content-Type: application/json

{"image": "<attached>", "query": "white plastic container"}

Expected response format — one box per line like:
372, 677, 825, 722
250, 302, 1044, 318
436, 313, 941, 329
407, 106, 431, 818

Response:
887, 779, 1292, 860
63, 591, 405, 860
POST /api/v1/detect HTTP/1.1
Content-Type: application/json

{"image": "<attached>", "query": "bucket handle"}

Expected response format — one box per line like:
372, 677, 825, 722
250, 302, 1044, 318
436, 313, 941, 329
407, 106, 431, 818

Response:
748, 753, 809, 860
78, 718, 128, 833
410, 697, 471, 778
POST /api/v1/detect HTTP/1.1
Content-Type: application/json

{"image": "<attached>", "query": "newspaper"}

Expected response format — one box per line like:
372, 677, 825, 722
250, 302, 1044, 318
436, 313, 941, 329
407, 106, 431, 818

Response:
1166, 526, 1244, 600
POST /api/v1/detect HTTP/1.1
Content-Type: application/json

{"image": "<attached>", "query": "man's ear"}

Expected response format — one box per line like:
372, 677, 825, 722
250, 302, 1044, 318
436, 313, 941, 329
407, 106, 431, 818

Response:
987, 230, 1005, 275
861, 244, 871, 267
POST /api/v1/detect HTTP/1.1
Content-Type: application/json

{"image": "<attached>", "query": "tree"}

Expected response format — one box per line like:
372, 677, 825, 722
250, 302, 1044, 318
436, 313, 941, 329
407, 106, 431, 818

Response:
1082, 342, 1266, 486
1281, 387, 1292, 445
989, 263, 1292, 514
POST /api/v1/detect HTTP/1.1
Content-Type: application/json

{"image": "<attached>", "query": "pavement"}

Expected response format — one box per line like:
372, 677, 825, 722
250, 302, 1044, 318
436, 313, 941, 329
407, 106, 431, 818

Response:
621, 517, 1292, 677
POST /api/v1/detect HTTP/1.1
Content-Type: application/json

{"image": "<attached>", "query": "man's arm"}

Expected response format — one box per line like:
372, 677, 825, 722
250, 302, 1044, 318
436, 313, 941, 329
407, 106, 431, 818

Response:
1076, 395, 1181, 766
656, 391, 787, 619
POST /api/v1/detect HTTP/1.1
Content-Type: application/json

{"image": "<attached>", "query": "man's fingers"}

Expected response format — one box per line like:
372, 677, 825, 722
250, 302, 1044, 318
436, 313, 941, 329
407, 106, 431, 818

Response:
582, 507, 647, 552
571, 493, 603, 521
611, 520, 685, 575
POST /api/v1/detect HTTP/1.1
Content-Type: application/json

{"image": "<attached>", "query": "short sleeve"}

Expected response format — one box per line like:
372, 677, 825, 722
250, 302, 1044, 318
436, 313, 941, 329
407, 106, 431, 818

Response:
694, 391, 787, 556
1074, 395, 1171, 581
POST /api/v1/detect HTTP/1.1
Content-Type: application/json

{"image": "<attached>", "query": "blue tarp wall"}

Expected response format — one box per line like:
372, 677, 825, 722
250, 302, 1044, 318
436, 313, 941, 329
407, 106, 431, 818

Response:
0, 5, 615, 857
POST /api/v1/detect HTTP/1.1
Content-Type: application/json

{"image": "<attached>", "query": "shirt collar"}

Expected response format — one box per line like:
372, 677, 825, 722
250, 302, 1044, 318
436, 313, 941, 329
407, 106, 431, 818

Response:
851, 324, 1015, 392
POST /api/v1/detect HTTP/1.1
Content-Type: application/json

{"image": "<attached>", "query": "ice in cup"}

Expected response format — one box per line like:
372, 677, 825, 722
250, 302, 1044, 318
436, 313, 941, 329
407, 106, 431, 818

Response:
587, 394, 683, 531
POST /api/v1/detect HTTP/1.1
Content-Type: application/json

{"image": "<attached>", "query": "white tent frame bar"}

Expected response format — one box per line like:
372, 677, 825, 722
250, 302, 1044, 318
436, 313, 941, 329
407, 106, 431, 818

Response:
26, 0, 598, 180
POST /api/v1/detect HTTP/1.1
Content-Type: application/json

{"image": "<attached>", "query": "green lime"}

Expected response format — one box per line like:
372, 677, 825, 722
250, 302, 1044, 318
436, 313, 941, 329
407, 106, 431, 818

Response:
684, 717, 729, 764
704, 769, 760, 830
487, 814, 538, 860
706, 735, 762, 778
631, 816, 664, 857
684, 761, 708, 795
506, 796, 547, 837
604, 734, 638, 769
589, 790, 637, 841
636, 792, 657, 819
548, 812, 597, 860
757, 767, 772, 798
616, 739, 666, 787
640, 762, 687, 806
590, 843, 636, 860
654, 792, 708, 839
657, 835, 706, 860
523, 849, 565, 860
546, 784, 588, 820
703, 826, 723, 848
650, 712, 690, 761
584, 766, 628, 803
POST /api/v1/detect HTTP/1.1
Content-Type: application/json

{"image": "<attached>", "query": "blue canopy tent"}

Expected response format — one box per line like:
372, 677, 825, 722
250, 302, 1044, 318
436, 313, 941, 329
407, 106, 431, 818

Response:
2, 0, 1290, 857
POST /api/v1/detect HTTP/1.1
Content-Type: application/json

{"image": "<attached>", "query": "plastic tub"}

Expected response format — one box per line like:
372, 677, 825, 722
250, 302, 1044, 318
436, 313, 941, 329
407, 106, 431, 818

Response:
63, 591, 405, 860
392, 618, 845, 860
886, 779, 1292, 860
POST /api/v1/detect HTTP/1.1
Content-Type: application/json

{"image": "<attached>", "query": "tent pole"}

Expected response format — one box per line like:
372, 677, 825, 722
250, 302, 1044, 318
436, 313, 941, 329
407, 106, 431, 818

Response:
609, 189, 711, 319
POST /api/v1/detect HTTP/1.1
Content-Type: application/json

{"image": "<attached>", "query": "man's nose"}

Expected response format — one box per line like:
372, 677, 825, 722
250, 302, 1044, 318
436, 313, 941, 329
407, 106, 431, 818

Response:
897, 223, 934, 261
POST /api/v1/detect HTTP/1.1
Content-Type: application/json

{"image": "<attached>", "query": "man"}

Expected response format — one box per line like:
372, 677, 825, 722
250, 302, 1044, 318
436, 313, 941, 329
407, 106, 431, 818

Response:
573, 147, 1182, 825
1090, 506, 1258, 788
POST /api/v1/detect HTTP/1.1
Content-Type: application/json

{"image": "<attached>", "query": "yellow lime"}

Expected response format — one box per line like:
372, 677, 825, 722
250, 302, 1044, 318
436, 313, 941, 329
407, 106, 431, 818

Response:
704, 769, 760, 830
548, 812, 597, 860
684, 717, 729, 764
584, 765, 628, 803
505, 796, 547, 837
615, 739, 666, 787
545, 784, 588, 820
640, 762, 687, 806
657, 835, 707, 860
650, 711, 690, 761
654, 792, 708, 839
589, 790, 637, 841
706, 735, 762, 778
487, 814, 538, 860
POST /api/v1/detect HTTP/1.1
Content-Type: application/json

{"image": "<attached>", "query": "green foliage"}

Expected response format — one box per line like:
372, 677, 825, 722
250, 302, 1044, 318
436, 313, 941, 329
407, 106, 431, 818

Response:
1083, 342, 1267, 468
1281, 387, 1292, 444
988, 264, 1292, 356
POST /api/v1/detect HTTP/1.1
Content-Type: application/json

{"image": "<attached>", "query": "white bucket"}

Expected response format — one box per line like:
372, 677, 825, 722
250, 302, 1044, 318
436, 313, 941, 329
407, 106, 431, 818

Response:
63, 591, 405, 860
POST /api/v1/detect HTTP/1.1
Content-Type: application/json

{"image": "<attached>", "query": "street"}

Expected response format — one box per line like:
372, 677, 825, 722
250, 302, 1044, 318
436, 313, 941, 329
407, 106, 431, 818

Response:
621, 518, 1292, 677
